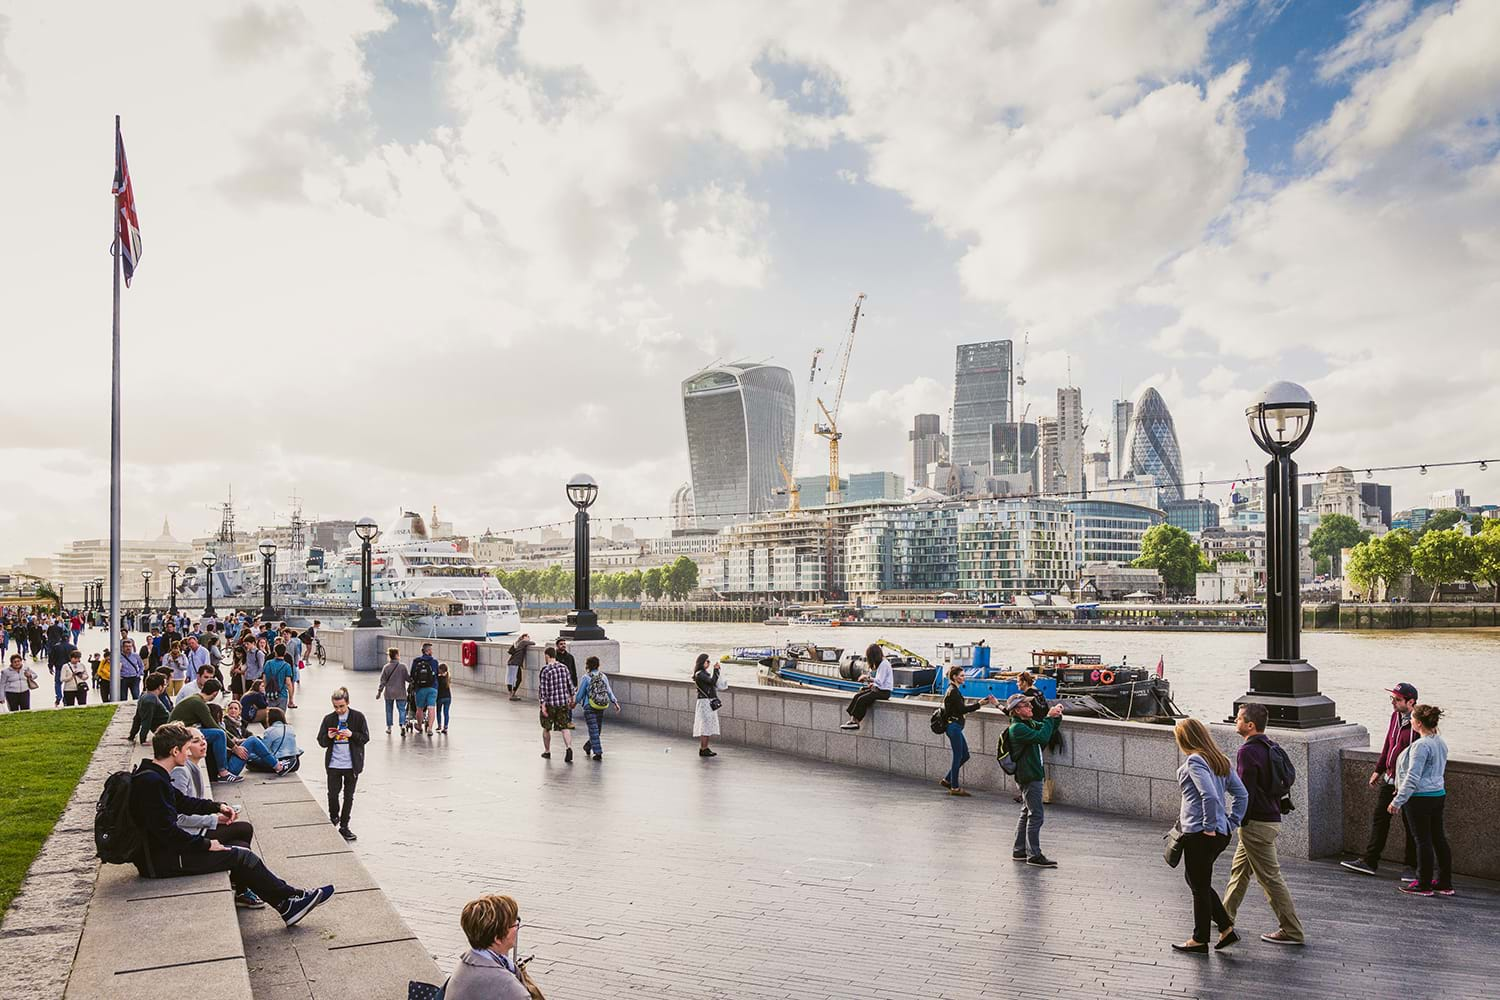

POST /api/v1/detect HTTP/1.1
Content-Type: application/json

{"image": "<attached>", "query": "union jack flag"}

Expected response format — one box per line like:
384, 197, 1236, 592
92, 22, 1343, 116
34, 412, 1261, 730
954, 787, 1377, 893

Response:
112, 122, 142, 286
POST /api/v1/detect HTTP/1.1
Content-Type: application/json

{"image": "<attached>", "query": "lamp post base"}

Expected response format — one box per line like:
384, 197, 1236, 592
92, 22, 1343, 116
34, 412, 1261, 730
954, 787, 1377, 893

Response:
559, 609, 607, 641
1232, 658, 1343, 729
352, 607, 382, 629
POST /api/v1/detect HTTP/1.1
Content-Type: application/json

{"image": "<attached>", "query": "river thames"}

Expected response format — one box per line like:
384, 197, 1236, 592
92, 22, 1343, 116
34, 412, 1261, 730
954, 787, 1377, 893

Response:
573, 619, 1500, 757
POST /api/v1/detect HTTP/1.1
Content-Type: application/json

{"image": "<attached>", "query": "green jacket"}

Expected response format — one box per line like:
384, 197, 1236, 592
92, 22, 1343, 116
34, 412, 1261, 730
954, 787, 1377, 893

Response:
1006, 716, 1059, 785
167, 694, 220, 732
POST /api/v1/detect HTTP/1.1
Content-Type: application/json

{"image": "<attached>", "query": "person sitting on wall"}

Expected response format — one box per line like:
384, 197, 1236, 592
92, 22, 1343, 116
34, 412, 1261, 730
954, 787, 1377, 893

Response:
839, 644, 892, 732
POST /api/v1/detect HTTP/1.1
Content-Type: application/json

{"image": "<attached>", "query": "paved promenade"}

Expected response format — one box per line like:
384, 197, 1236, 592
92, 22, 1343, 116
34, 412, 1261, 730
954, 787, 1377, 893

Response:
285, 663, 1500, 1000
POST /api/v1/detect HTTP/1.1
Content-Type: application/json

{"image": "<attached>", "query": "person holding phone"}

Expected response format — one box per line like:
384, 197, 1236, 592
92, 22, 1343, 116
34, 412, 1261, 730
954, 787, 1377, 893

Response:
316, 687, 369, 842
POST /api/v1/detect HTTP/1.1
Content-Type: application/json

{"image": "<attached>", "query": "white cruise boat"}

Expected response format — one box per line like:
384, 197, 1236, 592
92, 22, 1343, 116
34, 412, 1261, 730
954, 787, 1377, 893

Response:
324, 511, 521, 640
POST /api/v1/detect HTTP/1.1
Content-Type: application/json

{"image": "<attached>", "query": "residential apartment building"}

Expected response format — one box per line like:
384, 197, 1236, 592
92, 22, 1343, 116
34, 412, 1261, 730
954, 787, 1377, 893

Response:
957, 500, 1075, 599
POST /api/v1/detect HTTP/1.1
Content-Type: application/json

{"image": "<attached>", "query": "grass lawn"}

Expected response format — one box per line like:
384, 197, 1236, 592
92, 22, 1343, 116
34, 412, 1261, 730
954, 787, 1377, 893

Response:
0, 706, 116, 919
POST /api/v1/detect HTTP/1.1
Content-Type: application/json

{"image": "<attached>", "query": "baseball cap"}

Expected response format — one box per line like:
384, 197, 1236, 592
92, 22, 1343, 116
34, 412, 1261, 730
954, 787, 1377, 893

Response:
1386, 682, 1418, 701
1003, 693, 1031, 713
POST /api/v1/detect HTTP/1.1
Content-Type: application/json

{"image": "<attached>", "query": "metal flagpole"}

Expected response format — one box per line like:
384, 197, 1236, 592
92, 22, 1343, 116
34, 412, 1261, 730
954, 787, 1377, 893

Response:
109, 114, 122, 703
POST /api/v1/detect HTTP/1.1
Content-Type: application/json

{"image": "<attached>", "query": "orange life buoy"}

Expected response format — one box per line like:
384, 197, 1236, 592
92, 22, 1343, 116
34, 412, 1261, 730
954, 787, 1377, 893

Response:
1098, 669, 1116, 685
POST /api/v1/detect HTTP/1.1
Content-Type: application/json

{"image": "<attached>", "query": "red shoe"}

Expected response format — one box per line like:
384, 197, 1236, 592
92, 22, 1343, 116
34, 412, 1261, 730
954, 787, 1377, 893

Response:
1399, 881, 1433, 897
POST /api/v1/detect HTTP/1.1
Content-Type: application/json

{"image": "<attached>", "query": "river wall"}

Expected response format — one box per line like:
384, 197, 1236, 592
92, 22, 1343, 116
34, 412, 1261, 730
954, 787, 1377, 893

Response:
318, 628, 1497, 876
1307, 602, 1500, 630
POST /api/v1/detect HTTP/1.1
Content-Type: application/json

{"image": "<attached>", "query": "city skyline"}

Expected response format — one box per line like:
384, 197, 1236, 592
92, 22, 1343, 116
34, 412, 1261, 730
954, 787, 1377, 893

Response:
3, 2, 1498, 561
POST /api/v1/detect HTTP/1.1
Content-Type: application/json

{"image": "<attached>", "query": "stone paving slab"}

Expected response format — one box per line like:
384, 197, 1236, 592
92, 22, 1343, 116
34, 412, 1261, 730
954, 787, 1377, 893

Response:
289, 662, 1500, 1000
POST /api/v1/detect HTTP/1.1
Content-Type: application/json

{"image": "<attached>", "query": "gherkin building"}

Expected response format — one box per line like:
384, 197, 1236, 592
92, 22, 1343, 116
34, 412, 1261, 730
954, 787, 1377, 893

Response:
1128, 387, 1183, 502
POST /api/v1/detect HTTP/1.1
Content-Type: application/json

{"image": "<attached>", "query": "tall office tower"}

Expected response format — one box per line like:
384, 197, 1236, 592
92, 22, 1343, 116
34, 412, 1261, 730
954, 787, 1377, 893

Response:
1112, 399, 1134, 476
909, 414, 947, 489
1128, 387, 1184, 502
990, 421, 1039, 478
1038, 417, 1061, 495
681, 362, 796, 526
1085, 452, 1110, 495
1056, 386, 1085, 497
951, 341, 1012, 469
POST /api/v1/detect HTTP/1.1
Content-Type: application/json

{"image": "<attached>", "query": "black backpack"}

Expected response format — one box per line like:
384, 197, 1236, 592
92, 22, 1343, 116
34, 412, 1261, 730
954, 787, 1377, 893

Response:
929, 708, 947, 735
94, 769, 145, 865
411, 660, 434, 687
1266, 739, 1296, 812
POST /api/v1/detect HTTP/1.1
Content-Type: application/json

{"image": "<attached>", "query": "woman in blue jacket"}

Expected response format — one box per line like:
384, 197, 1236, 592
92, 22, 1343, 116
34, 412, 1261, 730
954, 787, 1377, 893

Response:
1172, 718, 1248, 953
1390, 703, 1452, 896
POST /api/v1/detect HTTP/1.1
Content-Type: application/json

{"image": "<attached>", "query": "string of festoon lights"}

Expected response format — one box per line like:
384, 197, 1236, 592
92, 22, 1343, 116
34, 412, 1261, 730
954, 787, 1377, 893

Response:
489, 457, 1497, 537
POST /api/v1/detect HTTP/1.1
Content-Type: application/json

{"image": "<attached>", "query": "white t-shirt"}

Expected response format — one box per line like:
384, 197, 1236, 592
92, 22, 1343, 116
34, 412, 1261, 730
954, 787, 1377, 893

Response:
873, 660, 894, 692
329, 712, 353, 770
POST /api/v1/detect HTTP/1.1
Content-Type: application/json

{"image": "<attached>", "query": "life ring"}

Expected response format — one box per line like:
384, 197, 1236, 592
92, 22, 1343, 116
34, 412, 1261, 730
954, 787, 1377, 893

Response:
1099, 670, 1116, 685
1090, 669, 1101, 682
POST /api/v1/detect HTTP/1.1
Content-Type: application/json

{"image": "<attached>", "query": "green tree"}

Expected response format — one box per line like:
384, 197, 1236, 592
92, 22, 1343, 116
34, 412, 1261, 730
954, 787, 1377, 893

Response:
1419, 509, 1465, 536
619, 570, 643, 601
1308, 513, 1370, 578
665, 556, 700, 599
1411, 529, 1478, 601
1131, 524, 1209, 593
643, 567, 665, 601
1215, 551, 1249, 566
1469, 521, 1500, 601
1346, 531, 1412, 600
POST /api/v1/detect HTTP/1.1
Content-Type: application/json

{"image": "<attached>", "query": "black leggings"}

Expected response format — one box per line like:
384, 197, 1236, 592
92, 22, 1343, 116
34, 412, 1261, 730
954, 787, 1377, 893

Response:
847, 687, 890, 721
327, 769, 358, 829
1182, 831, 1232, 942
208, 820, 255, 850
140, 846, 296, 907
1404, 796, 1452, 890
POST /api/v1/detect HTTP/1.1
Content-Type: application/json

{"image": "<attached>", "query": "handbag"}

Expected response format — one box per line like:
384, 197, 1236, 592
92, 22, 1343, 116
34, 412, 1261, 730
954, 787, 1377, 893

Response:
407, 980, 445, 1000
26, 672, 39, 691
929, 708, 948, 734
1163, 821, 1185, 868
709, 697, 722, 711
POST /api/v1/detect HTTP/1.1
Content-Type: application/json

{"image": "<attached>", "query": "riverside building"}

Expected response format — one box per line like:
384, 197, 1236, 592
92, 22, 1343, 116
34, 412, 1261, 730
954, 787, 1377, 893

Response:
681, 362, 796, 527
957, 499, 1075, 599
1064, 499, 1164, 569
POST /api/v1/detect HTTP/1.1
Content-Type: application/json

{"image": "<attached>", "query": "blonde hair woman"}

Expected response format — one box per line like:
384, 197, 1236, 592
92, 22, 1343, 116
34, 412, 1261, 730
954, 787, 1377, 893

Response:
1172, 718, 1248, 954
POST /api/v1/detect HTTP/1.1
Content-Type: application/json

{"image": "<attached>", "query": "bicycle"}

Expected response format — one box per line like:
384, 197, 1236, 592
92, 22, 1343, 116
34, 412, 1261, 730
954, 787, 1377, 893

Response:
314, 640, 327, 666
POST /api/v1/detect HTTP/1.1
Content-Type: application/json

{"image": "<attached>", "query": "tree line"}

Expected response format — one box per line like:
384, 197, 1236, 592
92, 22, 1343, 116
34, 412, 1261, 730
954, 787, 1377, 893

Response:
1348, 520, 1500, 602
493, 556, 702, 604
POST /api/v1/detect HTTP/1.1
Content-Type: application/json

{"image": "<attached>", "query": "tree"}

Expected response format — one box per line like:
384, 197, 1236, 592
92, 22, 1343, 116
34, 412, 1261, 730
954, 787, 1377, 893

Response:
665, 556, 700, 599
1131, 524, 1209, 594
618, 569, 643, 601
1308, 513, 1370, 578
1410, 529, 1478, 601
1215, 551, 1249, 566
1347, 531, 1413, 600
643, 567, 665, 601
1419, 509, 1465, 536
1469, 520, 1500, 601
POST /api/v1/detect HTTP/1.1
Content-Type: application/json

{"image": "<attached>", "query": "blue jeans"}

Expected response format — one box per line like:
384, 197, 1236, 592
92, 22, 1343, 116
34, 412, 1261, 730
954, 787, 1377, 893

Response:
202, 728, 228, 775
437, 697, 451, 728
1015, 780, 1045, 857
226, 736, 280, 775
52, 666, 64, 704
945, 721, 970, 788
583, 707, 605, 754
119, 675, 142, 701
383, 698, 407, 728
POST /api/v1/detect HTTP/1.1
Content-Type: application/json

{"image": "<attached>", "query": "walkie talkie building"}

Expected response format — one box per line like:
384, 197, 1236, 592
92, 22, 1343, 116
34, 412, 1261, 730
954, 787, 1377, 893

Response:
1127, 387, 1184, 503
682, 362, 796, 526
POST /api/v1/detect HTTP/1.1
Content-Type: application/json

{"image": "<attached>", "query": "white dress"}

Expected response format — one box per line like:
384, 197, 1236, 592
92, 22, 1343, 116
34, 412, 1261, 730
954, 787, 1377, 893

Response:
693, 697, 720, 737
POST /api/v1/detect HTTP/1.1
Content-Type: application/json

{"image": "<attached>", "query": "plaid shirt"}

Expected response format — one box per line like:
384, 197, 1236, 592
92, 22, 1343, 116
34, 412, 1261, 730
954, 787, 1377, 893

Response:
538, 661, 572, 707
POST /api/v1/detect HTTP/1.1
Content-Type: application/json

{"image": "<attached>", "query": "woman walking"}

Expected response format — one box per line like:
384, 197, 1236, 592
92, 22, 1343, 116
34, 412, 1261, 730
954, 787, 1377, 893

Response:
3, 654, 38, 711
939, 665, 998, 796
576, 655, 620, 760
1391, 704, 1453, 897
692, 653, 721, 758
435, 662, 453, 734
375, 648, 410, 735
1172, 718, 1248, 954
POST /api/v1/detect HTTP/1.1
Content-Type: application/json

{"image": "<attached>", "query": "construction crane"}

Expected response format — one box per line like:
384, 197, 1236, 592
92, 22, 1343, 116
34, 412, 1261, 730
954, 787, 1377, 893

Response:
774, 456, 801, 514
814, 293, 865, 506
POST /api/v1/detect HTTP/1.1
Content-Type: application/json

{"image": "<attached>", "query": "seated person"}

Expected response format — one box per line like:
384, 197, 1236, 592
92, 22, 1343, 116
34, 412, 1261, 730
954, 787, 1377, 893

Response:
447, 894, 532, 1000
127, 673, 171, 744
218, 700, 290, 776
127, 722, 333, 927
239, 679, 268, 724
153, 667, 175, 714
177, 664, 215, 702
252, 708, 303, 775
171, 727, 258, 884
166, 679, 237, 782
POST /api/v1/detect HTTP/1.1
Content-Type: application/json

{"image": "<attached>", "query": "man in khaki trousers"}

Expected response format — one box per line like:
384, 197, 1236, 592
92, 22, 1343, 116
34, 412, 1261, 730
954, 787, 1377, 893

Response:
1223, 703, 1306, 945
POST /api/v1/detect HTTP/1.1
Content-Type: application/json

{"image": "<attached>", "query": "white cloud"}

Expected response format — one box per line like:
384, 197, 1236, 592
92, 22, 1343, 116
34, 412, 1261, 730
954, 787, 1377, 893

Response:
1243, 67, 1289, 120
661, 182, 771, 287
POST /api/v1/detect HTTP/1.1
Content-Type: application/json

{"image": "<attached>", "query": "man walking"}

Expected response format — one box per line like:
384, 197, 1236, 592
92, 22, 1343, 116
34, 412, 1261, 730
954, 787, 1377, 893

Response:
505, 634, 533, 701
411, 643, 440, 735
1223, 703, 1305, 945
1342, 683, 1419, 878
538, 647, 575, 763
1004, 693, 1064, 868
555, 639, 578, 689
316, 687, 368, 842
264, 645, 296, 711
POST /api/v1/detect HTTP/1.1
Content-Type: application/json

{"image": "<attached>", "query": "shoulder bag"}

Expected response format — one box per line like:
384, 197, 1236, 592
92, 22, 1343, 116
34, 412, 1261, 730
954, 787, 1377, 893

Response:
1163, 821, 1185, 868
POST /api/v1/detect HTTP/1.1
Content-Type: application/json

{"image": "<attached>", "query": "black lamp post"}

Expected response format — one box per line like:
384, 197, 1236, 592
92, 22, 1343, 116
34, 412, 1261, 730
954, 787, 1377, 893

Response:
167, 562, 180, 615
1233, 381, 1341, 729
58, 584, 65, 612
560, 473, 606, 640
259, 541, 277, 621
202, 553, 218, 619
353, 517, 382, 628
93, 578, 103, 613
140, 568, 152, 616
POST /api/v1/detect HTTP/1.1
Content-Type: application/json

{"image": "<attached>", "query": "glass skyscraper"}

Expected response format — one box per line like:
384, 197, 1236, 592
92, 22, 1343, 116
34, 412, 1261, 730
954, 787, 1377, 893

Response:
951, 341, 1012, 468
682, 363, 796, 525
1127, 387, 1184, 503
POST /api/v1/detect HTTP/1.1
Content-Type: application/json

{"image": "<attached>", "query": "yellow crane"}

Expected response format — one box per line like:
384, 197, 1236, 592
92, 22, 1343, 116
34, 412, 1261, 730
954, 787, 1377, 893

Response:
775, 455, 801, 514
814, 293, 865, 506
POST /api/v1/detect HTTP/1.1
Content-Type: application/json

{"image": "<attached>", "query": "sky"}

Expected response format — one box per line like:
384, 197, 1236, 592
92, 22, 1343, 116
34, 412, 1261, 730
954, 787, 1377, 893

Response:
1, 0, 1497, 561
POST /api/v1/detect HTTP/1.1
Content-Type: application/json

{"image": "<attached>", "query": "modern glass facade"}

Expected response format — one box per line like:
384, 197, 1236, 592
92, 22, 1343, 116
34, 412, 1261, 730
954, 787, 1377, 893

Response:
1111, 399, 1134, 478
909, 414, 946, 489
957, 500, 1074, 599
990, 421, 1038, 479
1064, 500, 1165, 569
951, 341, 1011, 468
1127, 387, 1184, 503
1163, 498, 1220, 534
844, 505, 960, 595
682, 363, 795, 525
